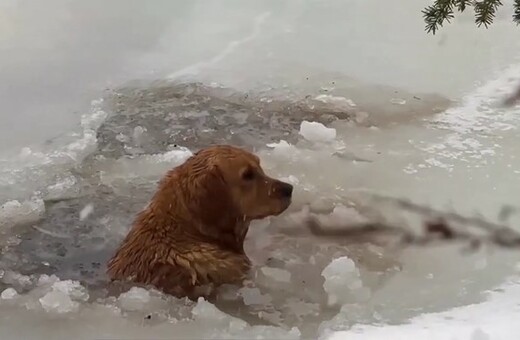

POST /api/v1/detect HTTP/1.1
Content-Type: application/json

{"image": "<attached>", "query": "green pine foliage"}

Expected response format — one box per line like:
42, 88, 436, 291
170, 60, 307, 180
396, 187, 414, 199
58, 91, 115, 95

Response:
423, 0, 520, 34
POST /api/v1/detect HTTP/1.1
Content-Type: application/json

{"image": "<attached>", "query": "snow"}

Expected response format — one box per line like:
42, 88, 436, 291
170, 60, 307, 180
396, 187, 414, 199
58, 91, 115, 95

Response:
324, 279, 520, 340
403, 62, 520, 176
299, 121, 337, 143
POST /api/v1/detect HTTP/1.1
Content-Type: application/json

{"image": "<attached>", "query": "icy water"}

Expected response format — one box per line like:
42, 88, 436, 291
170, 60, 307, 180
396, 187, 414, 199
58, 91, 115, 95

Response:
2, 1, 520, 339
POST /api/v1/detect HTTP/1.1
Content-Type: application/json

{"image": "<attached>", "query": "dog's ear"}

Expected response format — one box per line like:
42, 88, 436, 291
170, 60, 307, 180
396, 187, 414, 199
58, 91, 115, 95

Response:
179, 156, 237, 235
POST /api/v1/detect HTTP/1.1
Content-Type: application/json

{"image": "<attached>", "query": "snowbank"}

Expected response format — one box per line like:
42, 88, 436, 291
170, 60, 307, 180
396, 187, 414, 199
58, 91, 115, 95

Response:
325, 279, 520, 340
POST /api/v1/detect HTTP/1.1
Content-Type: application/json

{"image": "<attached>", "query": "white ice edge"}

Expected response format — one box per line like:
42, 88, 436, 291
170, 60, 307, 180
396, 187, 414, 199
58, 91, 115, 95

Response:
326, 278, 520, 340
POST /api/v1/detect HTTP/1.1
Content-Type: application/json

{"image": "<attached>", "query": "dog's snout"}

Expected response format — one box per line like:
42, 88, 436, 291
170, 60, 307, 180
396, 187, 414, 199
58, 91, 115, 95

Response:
278, 181, 293, 198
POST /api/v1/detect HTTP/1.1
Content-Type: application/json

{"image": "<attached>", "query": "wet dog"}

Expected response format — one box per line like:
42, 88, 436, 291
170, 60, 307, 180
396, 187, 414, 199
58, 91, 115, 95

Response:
106, 145, 293, 299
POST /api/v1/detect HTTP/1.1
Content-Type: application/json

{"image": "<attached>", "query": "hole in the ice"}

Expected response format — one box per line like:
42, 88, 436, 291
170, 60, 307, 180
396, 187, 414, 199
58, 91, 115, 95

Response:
1, 76, 518, 339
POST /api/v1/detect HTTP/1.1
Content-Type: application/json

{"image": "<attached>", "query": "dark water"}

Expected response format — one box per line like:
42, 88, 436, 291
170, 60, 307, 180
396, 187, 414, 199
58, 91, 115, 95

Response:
96, 79, 450, 156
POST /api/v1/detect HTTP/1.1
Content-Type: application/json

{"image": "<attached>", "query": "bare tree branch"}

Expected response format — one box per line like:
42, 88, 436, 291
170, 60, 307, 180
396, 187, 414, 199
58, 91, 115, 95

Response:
304, 195, 520, 251
503, 84, 520, 107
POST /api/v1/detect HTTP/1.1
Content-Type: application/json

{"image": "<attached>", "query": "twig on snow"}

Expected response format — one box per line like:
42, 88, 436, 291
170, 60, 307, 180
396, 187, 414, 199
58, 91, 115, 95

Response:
304, 194, 520, 251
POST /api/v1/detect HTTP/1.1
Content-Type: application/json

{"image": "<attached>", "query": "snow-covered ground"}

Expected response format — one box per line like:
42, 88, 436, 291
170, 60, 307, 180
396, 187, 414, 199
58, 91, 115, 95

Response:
1, 0, 520, 339
327, 278, 520, 340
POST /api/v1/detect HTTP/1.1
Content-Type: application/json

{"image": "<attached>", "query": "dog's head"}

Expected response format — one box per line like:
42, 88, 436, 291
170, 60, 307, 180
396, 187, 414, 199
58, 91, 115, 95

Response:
160, 145, 293, 228
212, 145, 293, 220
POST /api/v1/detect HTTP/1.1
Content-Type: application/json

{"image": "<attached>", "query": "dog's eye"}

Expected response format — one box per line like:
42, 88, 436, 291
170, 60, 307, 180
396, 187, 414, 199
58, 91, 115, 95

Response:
241, 168, 255, 181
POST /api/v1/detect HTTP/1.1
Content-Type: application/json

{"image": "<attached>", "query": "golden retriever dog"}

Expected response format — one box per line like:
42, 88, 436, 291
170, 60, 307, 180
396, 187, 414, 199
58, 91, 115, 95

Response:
106, 145, 293, 300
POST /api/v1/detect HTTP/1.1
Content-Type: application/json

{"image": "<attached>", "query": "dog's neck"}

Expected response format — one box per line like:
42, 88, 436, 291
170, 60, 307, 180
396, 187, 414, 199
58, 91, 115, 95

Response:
148, 185, 249, 254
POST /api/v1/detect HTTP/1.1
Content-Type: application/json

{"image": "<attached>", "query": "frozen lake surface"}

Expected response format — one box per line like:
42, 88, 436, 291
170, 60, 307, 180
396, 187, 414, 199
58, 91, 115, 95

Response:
1, 0, 520, 339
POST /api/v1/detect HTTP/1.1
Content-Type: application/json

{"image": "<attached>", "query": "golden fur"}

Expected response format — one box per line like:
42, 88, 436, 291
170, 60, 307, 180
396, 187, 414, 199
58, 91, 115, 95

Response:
106, 145, 293, 299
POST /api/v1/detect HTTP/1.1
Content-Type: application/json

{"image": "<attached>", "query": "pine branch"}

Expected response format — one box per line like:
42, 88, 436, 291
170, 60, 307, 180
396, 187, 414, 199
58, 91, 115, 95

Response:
454, 0, 473, 12
422, 0, 456, 34
514, 0, 520, 24
423, 0, 519, 33
474, 0, 503, 28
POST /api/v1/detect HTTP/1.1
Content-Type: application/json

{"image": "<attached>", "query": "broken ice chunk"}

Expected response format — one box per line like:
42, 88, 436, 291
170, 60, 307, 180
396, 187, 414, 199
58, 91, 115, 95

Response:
192, 297, 251, 333
1, 287, 18, 300
1, 271, 33, 289
324, 205, 367, 225
0, 197, 45, 228
266, 140, 295, 152
471, 328, 491, 340
117, 287, 151, 311
261, 267, 292, 283
79, 203, 94, 221
38, 279, 89, 314
46, 176, 79, 201
321, 256, 368, 306
51, 280, 89, 302
390, 98, 406, 105
132, 126, 147, 147
299, 121, 336, 143
238, 287, 273, 306
39, 290, 79, 313
314, 94, 356, 108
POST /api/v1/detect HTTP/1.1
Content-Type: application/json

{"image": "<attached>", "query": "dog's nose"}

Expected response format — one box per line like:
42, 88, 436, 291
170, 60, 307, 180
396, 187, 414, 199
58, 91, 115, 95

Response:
278, 182, 293, 198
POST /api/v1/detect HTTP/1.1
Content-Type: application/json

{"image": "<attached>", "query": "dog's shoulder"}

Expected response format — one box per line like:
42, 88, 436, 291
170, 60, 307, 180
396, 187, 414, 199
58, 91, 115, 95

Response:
106, 210, 250, 297
150, 242, 251, 297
